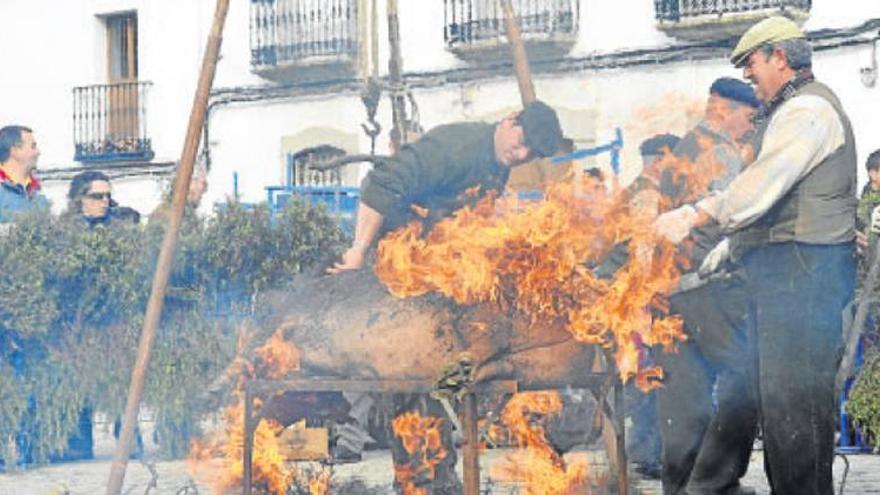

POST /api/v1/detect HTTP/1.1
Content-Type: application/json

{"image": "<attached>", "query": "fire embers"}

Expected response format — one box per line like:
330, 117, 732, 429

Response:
391, 411, 449, 495
374, 176, 687, 389
489, 391, 591, 494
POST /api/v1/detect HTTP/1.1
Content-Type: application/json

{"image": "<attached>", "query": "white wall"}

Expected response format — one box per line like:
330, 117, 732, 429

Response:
2, 0, 879, 214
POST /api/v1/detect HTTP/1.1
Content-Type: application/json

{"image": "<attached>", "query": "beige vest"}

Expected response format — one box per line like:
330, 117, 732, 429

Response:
732, 81, 856, 255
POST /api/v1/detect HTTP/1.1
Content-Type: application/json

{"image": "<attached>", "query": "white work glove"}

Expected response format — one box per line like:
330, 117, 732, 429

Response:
871, 205, 880, 235
698, 237, 731, 278
653, 205, 698, 244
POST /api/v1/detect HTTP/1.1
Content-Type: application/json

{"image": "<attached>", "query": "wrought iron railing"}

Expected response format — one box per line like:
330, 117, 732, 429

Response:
250, 0, 358, 69
655, 0, 811, 22
444, 0, 578, 48
73, 81, 154, 163
287, 145, 345, 187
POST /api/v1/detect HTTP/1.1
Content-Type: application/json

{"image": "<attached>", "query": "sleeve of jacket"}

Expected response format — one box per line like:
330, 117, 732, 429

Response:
359, 127, 461, 216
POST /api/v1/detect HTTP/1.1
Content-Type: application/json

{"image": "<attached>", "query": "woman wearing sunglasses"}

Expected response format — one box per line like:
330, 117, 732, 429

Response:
66, 170, 139, 227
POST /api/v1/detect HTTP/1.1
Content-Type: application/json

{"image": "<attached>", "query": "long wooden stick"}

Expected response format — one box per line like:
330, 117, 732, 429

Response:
105, 0, 230, 492
500, 0, 537, 106
387, 0, 407, 151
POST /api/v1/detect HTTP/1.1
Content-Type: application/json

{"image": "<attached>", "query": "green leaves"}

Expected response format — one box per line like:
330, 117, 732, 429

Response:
848, 349, 880, 450
0, 198, 346, 462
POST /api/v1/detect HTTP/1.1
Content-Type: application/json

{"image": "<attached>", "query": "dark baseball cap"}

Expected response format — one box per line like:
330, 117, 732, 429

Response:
516, 100, 564, 158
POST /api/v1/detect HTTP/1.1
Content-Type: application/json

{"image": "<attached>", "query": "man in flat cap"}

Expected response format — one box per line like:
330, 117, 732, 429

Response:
654, 16, 856, 494
329, 100, 564, 273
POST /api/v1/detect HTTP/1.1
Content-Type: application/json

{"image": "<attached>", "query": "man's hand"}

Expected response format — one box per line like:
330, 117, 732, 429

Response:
698, 237, 731, 278
653, 205, 698, 244
327, 244, 368, 274
856, 231, 868, 256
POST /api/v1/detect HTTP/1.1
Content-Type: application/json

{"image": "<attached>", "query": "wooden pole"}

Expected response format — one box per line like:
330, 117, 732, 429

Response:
461, 392, 481, 495
386, 0, 407, 151
500, 0, 537, 106
104, 0, 230, 492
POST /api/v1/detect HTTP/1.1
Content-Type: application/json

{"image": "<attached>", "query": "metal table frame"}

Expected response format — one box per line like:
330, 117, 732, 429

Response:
242, 367, 628, 495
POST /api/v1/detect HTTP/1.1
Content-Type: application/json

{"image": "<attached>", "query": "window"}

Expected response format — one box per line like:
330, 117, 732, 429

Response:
106, 12, 138, 82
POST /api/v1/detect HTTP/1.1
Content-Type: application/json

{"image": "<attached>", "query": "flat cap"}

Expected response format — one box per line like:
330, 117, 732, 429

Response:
731, 16, 805, 67
710, 77, 761, 108
517, 100, 564, 158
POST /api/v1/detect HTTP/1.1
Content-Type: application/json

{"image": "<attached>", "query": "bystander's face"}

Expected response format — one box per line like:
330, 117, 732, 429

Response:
12, 131, 40, 173
869, 167, 880, 191
743, 48, 790, 103
722, 99, 756, 143
494, 115, 532, 168
82, 180, 112, 219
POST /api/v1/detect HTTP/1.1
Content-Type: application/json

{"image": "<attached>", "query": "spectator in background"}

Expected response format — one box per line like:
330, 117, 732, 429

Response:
616, 133, 681, 480
856, 149, 880, 252
0, 125, 49, 222
65, 171, 140, 227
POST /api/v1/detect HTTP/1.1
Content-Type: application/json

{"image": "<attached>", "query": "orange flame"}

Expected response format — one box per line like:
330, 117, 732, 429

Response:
490, 391, 590, 494
391, 411, 449, 495
374, 176, 686, 388
188, 328, 325, 494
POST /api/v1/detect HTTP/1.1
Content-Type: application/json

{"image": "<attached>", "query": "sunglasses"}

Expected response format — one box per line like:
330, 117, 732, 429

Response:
84, 192, 112, 201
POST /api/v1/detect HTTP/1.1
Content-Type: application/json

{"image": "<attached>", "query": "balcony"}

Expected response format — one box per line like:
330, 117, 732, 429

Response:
250, 0, 359, 81
73, 81, 154, 163
444, 0, 579, 62
655, 0, 811, 41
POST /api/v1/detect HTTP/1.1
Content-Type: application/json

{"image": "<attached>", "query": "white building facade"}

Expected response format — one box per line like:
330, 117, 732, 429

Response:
0, 0, 878, 215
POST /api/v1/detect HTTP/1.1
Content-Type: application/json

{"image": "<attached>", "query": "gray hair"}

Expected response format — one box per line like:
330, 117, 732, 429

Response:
759, 38, 812, 70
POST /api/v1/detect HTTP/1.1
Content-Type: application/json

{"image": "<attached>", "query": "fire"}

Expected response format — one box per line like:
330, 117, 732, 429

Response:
188, 328, 331, 495
307, 468, 332, 494
490, 391, 590, 494
255, 329, 302, 379
374, 176, 686, 387
391, 411, 449, 495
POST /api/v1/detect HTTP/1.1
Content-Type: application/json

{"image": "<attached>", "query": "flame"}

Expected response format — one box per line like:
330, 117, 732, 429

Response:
391, 411, 449, 495
255, 329, 302, 379
374, 176, 686, 388
187, 328, 329, 495
307, 468, 332, 495
490, 391, 590, 494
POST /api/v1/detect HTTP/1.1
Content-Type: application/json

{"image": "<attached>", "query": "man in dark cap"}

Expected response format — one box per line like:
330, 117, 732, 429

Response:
327, 101, 563, 494
329, 100, 564, 272
651, 76, 761, 495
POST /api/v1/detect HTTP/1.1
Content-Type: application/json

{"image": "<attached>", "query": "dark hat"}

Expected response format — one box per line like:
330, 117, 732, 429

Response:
709, 77, 761, 109
68, 170, 110, 201
639, 133, 681, 157
516, 100, 564, 158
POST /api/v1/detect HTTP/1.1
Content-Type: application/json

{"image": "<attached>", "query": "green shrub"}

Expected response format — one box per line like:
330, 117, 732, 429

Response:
847, 348, 880, 450
0, 198, 345, 462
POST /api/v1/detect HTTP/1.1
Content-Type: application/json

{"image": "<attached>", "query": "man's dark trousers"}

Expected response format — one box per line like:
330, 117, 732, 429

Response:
742, 242, 854, 495
656, 273, 759, 495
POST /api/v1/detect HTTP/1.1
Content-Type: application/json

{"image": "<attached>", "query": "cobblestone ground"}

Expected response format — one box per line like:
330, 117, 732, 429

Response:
2, 444, 879, 494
